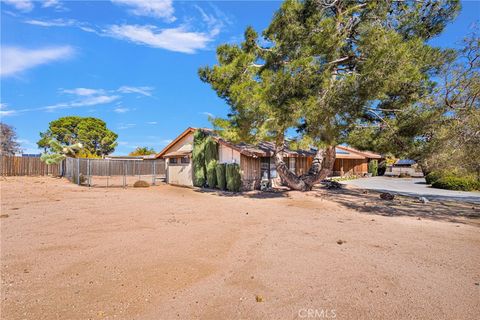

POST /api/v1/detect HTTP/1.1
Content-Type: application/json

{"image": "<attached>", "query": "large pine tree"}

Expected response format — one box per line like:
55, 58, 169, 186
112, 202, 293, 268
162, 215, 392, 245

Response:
199, 0, 460, 190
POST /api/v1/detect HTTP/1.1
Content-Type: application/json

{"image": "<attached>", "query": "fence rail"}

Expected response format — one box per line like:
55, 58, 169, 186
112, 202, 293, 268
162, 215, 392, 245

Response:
64, 157, 166, 187
0, 156, 62, 176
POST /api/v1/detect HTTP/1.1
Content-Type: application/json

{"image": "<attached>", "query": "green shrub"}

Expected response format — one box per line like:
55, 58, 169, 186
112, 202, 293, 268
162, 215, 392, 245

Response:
216, 163, 226, 190
425, 171, 442, 185
226, 163, 241, 192
192, 130, 207, 187
206, 160, 218, 188
432, 175, 480, 191
368, 160, 378, 176
204, 137, 218, 164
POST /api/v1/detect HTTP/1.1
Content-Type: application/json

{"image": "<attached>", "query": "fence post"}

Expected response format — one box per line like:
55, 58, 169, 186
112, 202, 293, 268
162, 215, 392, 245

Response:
123, 161, 126, 188
77, 158, 80, 185
87, 159, 91, 187
152, 161, 156, 185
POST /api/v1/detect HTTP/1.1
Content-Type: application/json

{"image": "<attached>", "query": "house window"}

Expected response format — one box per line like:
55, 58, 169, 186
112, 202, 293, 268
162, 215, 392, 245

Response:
181, 156, 190, 164
170, 158, 177, 164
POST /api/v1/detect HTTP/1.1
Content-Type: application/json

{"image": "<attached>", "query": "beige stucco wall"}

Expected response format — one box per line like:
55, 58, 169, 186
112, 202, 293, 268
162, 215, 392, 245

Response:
167, 161, 193, 186
218, 144, 241, 164
164, 131, 194, 186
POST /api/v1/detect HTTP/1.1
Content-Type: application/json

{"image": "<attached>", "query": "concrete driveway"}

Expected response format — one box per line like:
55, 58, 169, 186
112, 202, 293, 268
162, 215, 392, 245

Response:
341, 176, 480, 203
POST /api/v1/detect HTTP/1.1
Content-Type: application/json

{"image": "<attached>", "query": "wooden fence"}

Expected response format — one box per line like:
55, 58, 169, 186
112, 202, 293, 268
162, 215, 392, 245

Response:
0, 156, 63, 176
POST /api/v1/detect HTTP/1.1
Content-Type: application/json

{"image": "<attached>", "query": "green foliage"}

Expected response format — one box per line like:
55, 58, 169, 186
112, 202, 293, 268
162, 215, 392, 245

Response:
38, 116, 117, 157
206, 160, 218, 188
432, 175, 480, 191
226, 163, 241, 192
192, 130, 207, 187
368, 160, 378, 177
199, 0, 459, 149
40, 140, 83, 165
129, 147, 156, 156
425, 172, 443, 185
204, 137, 218, 163
216, 163, 227, 190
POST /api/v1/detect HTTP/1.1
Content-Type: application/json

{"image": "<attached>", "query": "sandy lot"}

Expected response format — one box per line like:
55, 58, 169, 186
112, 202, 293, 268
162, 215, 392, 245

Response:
1, 177, 479, 320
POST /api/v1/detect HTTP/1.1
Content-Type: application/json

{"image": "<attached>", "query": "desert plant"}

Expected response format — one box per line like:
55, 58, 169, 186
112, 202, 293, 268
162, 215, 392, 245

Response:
206, 160, 218, 188
432, 175, 479, 191
226, 163, 241, 192
40, 140, 83, 165
133, 180, 150, 188
216, 163, 226, 190
368, 160, 378, 177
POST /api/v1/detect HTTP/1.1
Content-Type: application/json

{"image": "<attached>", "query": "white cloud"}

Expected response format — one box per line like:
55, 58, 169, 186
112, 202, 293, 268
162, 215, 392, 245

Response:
118, 123, 136, 130
146, 121, 157, 125
0, 103, 7, 110
106, 24, 213, 54
0, 110, 17, 117
44, 95, 120, 111
24, 18, 75, 27
1, 46, 74, 77
3, 0, 33, 12
42, 0, 61, 8
111, 0, 175, 22
62, 88, 105, 96
114, 107, 129, 113
118, 85, 154, 96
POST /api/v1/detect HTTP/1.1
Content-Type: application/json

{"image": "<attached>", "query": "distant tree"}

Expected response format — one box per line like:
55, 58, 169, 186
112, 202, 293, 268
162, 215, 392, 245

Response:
199, 0, 460, 191
129, 146, 156, 156
0, 123, 21, 155
38, 116, 118, 157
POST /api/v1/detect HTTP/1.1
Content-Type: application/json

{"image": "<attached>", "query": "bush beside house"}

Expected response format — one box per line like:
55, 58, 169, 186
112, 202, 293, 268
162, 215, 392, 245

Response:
216, 163, 226, 190
368, 160, 378, 176
226, 163, 242, 192
426, 171, 480, 191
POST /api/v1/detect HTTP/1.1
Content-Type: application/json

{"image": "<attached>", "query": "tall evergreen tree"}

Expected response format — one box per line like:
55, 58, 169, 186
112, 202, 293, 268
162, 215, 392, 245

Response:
199, 0, 460, 190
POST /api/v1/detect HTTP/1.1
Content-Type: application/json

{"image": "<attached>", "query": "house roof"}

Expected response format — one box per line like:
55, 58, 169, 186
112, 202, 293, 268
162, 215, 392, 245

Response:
156, 127, 382, 160
155, 127, 195, 158
336, 145, 382, 159
395, 159, 416, 165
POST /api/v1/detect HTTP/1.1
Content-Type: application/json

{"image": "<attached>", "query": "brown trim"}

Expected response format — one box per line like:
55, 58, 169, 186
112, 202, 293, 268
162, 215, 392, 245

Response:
155, 127, 196, 159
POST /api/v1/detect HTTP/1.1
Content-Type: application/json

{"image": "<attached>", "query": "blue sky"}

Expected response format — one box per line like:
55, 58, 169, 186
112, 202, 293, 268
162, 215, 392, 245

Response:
1, 0, 479, 155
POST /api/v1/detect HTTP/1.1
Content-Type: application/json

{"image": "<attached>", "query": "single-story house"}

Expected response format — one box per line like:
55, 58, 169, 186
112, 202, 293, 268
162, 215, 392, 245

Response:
155, 127, 382, 190
385, 159, 423, 177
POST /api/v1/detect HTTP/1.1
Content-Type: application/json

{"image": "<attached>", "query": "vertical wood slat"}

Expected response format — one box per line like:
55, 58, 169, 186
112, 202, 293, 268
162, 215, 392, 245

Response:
0, 156, 62, 176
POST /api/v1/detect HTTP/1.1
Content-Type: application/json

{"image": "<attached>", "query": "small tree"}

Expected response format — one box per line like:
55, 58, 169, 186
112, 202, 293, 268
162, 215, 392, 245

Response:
0, 123, 21, 155
129, 146, 156, 156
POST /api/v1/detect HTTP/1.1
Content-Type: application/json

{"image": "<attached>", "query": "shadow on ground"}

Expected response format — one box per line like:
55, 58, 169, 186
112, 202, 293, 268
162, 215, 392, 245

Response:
312, 186, 480, 226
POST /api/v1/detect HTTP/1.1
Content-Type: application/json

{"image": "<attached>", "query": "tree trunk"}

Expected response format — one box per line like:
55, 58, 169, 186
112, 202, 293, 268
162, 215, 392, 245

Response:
274, 140, 336, 191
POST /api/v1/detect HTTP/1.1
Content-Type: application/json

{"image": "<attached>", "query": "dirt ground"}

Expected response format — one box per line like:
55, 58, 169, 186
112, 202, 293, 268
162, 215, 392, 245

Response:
1, 177, 479, 320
